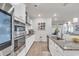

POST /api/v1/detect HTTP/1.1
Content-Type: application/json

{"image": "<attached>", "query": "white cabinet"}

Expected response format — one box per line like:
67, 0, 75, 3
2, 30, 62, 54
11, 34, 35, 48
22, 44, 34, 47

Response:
26, 35, 35, 54
49, 38, 79, 56
49, 39, 63, 56
49, 38, 55, 56
14, 4, 26, 23
17, 46, 27, 56
17, 35, 35, 56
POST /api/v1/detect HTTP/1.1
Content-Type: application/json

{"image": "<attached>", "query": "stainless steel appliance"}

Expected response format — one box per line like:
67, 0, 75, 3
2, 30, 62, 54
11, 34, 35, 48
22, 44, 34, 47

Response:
14, 20, 25, 38
14, 20, 25, 54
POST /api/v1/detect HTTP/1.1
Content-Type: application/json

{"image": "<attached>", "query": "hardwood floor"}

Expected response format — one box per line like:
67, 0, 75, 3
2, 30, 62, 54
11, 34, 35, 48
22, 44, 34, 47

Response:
26, 41, 51, 56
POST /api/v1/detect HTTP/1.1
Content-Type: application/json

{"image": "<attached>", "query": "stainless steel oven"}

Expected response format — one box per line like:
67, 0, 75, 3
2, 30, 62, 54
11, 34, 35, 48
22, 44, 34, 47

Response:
14, 20, 26, 54
14, 20, 25, 38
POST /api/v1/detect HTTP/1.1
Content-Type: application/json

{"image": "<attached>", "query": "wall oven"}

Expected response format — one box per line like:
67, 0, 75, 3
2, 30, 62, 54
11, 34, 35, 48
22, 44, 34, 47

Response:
14, 20, 26, 54
14, 20, 25, 38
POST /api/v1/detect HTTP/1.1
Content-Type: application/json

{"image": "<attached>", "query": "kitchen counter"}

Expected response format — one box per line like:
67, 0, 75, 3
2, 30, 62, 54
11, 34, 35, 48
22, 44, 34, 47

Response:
26, 33, 34, 39
49, 35, 79, 50
49, 35, 79, 56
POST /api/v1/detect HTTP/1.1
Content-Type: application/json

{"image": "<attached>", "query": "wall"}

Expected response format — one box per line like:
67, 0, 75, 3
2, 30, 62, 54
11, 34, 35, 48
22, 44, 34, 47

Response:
46, 18, 52, 35
32, 17, 52, 41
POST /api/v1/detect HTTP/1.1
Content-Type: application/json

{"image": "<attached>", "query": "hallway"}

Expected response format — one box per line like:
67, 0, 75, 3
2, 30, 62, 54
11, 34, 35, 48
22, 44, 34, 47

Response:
26, 41, 51, 56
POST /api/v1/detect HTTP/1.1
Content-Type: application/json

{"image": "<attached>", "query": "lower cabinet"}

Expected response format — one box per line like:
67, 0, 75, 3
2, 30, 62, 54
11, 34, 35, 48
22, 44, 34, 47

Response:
26, 35, 35, 55
49, 38, 55, 56
49, 38, 63, 56
17, 35, 35, 56
49, 38, 79, 56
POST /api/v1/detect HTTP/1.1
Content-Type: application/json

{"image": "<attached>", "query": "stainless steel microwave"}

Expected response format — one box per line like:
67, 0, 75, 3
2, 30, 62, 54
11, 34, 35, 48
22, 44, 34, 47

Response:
14, 20, 25, 38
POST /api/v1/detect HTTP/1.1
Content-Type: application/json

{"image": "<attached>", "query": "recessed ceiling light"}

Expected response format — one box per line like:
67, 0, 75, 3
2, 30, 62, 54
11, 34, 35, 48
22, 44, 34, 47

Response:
34, 5, 38, 7
34, 4, 40, 7
53, 13, 57, 17
38, 14, 41, 17
68, 21, 71, 25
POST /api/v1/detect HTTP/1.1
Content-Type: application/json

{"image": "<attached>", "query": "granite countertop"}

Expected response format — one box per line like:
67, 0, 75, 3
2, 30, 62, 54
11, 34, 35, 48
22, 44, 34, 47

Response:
49, 35, 79, 51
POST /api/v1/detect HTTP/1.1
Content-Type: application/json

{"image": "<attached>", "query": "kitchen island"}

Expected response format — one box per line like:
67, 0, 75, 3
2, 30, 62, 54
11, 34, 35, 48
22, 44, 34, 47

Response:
49, 35, 79, 56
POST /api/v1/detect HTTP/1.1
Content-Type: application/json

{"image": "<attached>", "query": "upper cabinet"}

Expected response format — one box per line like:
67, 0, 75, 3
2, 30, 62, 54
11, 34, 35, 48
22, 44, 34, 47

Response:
14, 4, 26, 23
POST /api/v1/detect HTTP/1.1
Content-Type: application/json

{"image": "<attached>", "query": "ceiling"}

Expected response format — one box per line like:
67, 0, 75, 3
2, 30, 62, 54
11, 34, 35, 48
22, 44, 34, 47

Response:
26, 3, 79, 24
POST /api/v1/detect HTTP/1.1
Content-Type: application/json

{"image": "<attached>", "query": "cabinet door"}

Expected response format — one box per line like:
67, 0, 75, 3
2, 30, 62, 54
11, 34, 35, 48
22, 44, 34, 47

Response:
54, 43, 63, 56
26, 35, 35, 54
49, 39, 55, 56
49, 39, 63, 56
14, 4, 26, 23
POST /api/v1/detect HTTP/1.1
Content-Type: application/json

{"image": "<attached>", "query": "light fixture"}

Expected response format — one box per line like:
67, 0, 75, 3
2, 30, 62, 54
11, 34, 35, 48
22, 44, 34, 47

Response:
34, 4, 40, 8
38, 14, 41, 17
73, 18, 78, 23
68, 21, 71, 25
34, 5, 38, 7
53, 13, 57, 17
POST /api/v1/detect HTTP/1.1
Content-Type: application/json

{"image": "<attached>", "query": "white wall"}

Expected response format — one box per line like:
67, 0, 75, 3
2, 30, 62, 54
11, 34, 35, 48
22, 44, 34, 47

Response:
32, 17, 52, 41
46, 18, 52, 35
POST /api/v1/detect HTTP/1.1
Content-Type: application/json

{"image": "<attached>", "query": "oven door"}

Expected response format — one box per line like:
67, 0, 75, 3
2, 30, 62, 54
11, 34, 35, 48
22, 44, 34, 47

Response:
14, 26, 25, 38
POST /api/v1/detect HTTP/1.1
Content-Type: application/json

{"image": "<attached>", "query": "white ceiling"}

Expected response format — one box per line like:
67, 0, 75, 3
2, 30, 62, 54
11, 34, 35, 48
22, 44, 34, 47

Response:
26, 3, 79, 24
